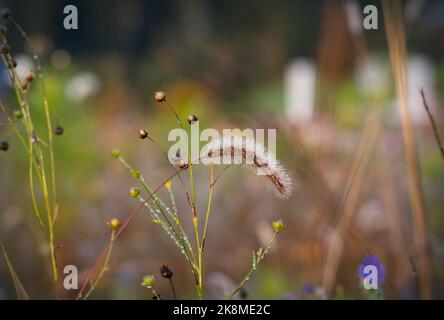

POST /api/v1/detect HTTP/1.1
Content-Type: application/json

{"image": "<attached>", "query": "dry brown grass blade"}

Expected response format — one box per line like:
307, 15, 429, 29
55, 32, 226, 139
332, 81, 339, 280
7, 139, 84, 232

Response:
382, 0, 431, 299
420, 89, 444, 161
0, 241, 30, 300
323, 111, 380, 296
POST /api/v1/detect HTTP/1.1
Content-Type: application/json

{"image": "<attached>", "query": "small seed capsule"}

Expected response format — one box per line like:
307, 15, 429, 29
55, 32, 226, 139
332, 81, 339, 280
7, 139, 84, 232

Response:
139, 129, 148, 139
0, 140, 9, 152
154, 91, 166, 102
54, 125, 64, 135
187, 114, 198, 124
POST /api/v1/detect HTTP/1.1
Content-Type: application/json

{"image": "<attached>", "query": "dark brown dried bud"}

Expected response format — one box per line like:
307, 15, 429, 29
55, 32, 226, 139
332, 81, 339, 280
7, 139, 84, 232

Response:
154, 91, 166, 102
178, 159, 188, 170
0, 8, 11, 19
0, 43, 10, 54
54, 126, 64, 135
138, 128, 148, 139
187, 114, 198, 124
160, 265, 173, 279
25, 72, 34, 82
0, 140, 9, 152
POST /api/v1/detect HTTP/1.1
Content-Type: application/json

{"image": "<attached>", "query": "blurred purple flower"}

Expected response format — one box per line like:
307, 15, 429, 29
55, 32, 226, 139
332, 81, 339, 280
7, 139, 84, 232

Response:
302, 283, 316, 295
358, 256, 386, 286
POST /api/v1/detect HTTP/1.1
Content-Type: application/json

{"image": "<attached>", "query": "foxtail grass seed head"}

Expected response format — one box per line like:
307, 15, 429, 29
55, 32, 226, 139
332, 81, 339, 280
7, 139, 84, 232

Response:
178, 159, 188, 170
0, 141, 9, 152
160, 265, 173, 279
129, 187, 140, 198
54, 125, 64, 135
13, 110, 22, 119
187, 114, 198, 124
0, 8, 10, 19
25, 72, 34, 82
138, 128, 148, 139
154, 91, 166, 102
141, 275, 155, 288
202, 137, 293, 199
0, 43, 10, 54
107, 218, 121, 230
272, 219, 284, 233
131, 169, 141, 178
111, 149, 121, 158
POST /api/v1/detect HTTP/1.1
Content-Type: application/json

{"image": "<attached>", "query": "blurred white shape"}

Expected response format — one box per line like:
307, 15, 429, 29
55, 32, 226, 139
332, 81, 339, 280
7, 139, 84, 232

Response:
356, 200, 386, 233
355, 54, 390, 99
407, 55, 437, 126
208, 272, 243, 300
2, 54, 34, 86
345, 0, 363, 36
284, 58, 316, 124
65, 71, 101, 102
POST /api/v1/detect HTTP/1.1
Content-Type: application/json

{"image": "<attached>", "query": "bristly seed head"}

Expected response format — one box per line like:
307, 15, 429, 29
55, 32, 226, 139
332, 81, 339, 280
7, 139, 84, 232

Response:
107, 218, 121, 230
160, 265, 173, 279
154, 91, 166, 102
0, 8, 11, 19
0, 140, 9, 152
54, 125, 64, 135
138, 128, 148, 139
187, 114, 198, 125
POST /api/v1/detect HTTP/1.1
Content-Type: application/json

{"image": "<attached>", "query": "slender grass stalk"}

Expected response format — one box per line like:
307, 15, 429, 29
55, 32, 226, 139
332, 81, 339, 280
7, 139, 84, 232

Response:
382, 0, 431, 299
83, 230, 115, 300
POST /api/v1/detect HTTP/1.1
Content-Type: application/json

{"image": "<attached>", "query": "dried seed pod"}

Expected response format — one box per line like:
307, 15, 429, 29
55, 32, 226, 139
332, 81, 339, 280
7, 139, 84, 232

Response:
25, 72, 34, 82
160, 265, 173, 279
54, 125, 64, 135
178, 159, 188, 170
187, 114, 198, 124
0, 140, 9, 152
138, 128, 148, 139
154, 91, 166, 102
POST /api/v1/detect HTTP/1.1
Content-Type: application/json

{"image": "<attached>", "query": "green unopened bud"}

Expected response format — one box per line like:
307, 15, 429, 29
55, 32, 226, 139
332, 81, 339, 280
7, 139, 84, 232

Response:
272, 219, 284, 233
129, 187, 140, 198
131, 169, 140, 178
141, 275, 155, 288
111, 149, 121, 158
107, 218, 121, 230
13, 110, 23, 119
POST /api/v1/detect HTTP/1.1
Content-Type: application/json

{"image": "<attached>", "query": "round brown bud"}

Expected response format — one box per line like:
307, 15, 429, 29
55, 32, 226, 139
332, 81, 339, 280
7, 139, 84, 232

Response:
178, 159, 189, 170
0, 43, 10, 54
160, 265, 173, 279
138, 129, 148, 139
0, 8, 11, 19
25, 72, 34, 82
54, 125, 64, 136
154, 91, 166, 102
0, 140, 9, 152
187, 114, 198, 125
